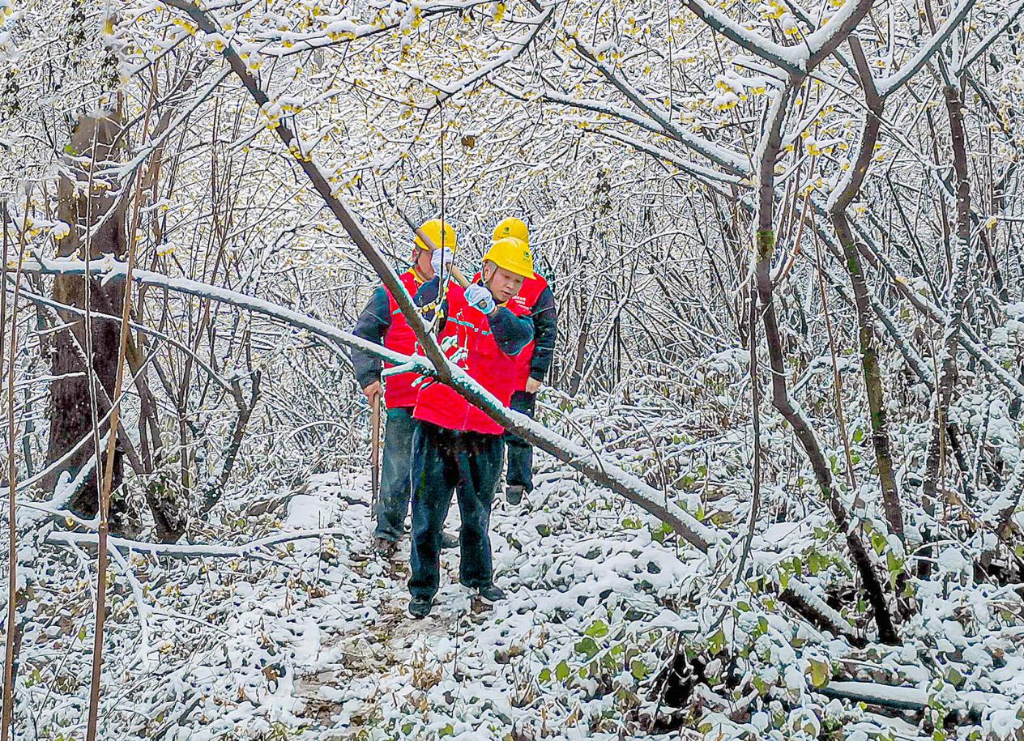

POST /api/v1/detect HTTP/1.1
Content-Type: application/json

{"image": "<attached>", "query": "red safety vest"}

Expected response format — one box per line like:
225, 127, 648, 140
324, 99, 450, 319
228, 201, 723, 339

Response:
413, 283, 517, 435
382, 269, 424, 409
479, 271, 549, 391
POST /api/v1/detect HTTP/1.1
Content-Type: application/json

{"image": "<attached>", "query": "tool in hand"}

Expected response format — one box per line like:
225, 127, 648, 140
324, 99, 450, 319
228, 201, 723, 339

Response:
370, 390, 381, 509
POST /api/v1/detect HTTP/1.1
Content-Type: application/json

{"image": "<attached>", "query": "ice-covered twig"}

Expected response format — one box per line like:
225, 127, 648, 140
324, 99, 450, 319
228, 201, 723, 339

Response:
994, 454, 1024, 541
589, 129, 746, 187
494, 82, 749, 177
8, 280, 233, 394
820, 680, 997, 716
15, 461, 92, 531
0, 368, 142, 502
107, 546, 153, 670
427, 7, 552, 105
819, 681, 929, 711
564, 35, 750, 176
684, 0, 805, 77
957, 0, 1024, 73
877, 0, 976, 97
847, 222, 1024, 400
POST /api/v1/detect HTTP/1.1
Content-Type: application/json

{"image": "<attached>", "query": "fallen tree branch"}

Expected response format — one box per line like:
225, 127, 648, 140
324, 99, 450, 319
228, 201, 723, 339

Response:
22, 257, 719, 552
819, 680, 995, 719
46, 527, 357, 559
780, 577, 863, 647
156, 0, 718, 552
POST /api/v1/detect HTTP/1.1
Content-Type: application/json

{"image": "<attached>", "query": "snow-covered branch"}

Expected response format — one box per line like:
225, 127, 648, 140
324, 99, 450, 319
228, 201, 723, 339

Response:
957, 0, 1024, 73
684, 0, 805, 77
21, 257, 719, 552
876, 0, 976, 96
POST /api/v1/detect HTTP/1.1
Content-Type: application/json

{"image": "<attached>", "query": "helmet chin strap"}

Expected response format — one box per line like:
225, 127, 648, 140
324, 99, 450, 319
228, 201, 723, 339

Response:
482, 262, 497, 291
412, 248, 428, 281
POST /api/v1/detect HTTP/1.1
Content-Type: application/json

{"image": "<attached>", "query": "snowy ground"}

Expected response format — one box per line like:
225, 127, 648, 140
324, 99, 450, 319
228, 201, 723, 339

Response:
16, 466, 706, 740
160, 467, 710, 740
11, 452, 1024, 740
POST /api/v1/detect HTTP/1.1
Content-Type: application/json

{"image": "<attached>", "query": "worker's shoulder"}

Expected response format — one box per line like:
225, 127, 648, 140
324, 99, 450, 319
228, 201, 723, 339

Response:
381, 266, 418, 291
444, 280, 469, 305
506, 273, 550, 314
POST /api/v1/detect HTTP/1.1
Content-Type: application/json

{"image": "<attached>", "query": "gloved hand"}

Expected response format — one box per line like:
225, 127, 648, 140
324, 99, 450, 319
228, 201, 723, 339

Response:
430, 246, 455, 277
464, 283, 496, 315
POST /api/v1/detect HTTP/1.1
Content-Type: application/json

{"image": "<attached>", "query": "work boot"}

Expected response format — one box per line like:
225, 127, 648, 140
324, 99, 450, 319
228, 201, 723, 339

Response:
506, 485, 525, 506
441, 530, 460, 550
374, 536, 397, 558
409, 596, 433, 618
476, 583, 506, 603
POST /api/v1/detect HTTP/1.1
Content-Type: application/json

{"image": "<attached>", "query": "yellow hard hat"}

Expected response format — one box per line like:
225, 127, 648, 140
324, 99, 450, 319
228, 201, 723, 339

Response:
483, 237, 534, 280
414, 219, 457, 253
492, 217, 529, 246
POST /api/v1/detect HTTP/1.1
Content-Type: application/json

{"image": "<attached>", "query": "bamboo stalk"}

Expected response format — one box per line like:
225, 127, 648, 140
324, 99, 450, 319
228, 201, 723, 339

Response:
85, 92, 156, 737
84, 191, 141, 741
2, 196, 30, 741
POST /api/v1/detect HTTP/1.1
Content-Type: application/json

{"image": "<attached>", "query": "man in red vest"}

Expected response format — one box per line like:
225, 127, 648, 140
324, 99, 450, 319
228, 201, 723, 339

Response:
492, 218, 557, 505
407, 237, 535, 617
351, 219, 459, 557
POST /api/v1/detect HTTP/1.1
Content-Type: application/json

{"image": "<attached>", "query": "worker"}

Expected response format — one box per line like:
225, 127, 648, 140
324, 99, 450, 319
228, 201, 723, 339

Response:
492, 218, 557, 505
351, 219, 460, 557
407, 238, 535, 617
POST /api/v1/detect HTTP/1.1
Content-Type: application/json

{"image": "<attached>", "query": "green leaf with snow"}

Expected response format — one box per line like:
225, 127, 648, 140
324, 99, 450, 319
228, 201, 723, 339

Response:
651, 521, 673, 542
708, 628, 725, 654
585, 620, 609, 638
575, 636, 600, 659
870, 530, 888, 555
808, 659, 830, 689
886, 551, 904, 574
808, 550, 828, 575
555, 660, 570, 682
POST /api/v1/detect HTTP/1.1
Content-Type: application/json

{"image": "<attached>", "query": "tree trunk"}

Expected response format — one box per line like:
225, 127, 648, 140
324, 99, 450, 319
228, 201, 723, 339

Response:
919, 83, 974, 577
828, 40, 905, 542
754, 87, 899, 644
45, 113, 129, 522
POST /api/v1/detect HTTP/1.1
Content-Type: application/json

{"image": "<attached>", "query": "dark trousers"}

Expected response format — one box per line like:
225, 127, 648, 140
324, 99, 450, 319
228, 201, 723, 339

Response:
373, 407, 417, 542
504, 390, 536, 493
409, 422, 504, 600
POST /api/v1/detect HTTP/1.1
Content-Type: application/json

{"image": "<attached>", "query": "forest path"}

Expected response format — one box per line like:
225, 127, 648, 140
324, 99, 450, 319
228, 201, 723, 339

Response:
203, 467, 704, 740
